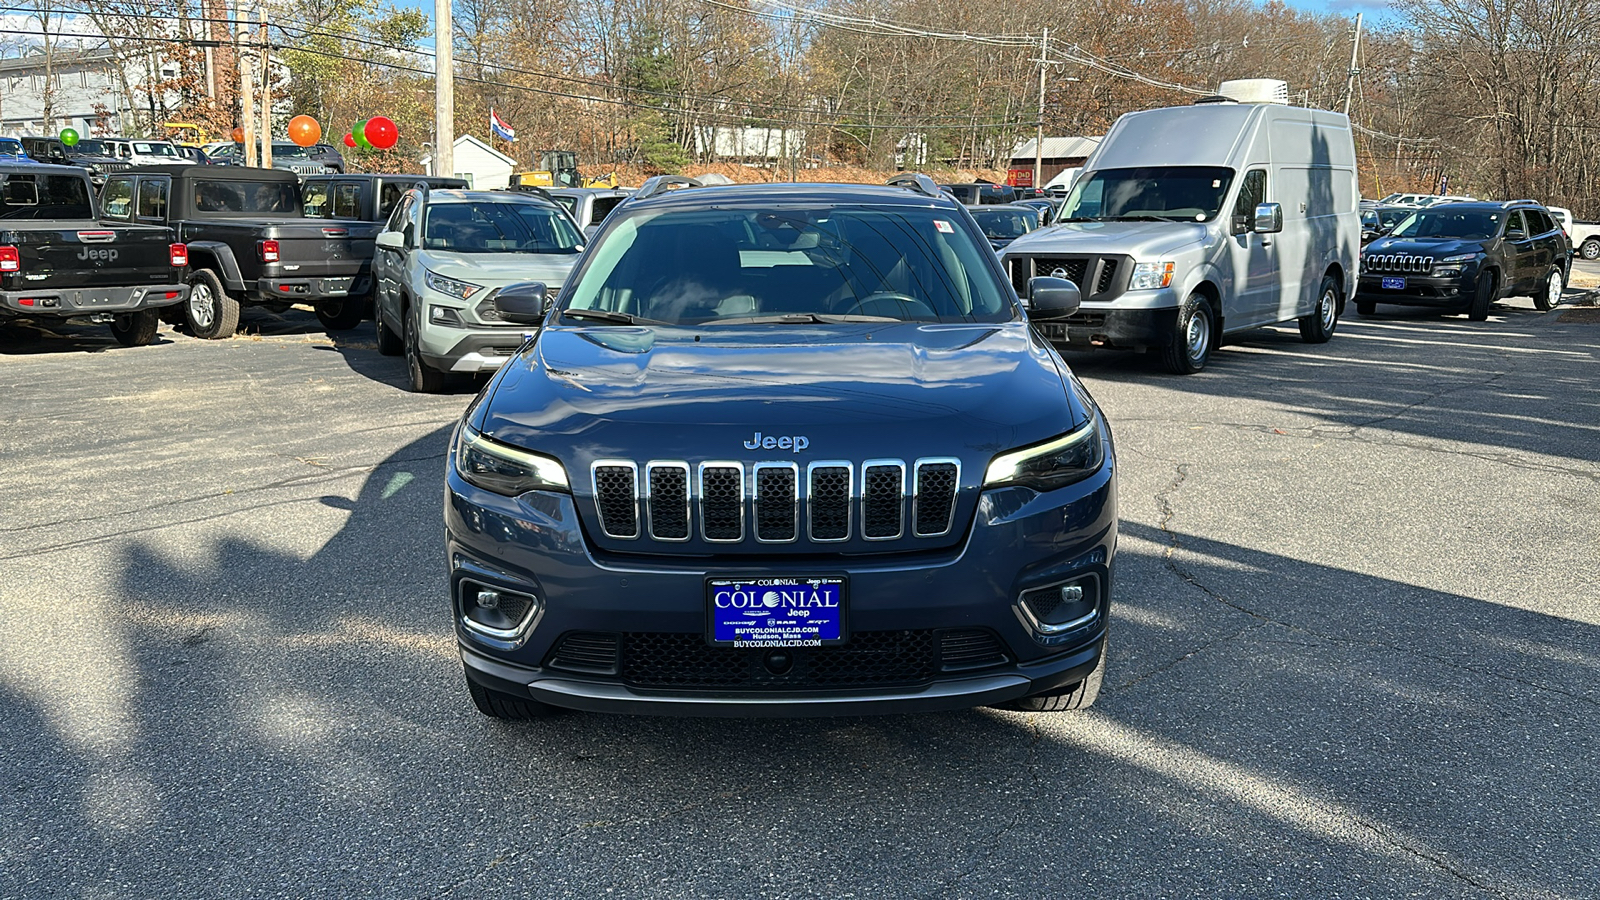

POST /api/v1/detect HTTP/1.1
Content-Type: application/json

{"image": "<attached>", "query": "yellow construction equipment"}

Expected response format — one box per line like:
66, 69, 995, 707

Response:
161, 122, 210, 147
512, 150, 619, 189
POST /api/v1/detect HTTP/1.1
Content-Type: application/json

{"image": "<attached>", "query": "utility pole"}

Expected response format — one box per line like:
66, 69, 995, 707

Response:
434, 0, 454, 178
1343, 12, 1363, 117
1033, 27, 1049, 192
258, 6, 271, 169
239, 21, 255, 167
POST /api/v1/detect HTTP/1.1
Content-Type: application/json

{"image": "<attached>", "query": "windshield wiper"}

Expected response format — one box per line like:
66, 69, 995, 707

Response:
1106, 214, 1186, 224
704, 313, 903, 325
560, 309, 666, 326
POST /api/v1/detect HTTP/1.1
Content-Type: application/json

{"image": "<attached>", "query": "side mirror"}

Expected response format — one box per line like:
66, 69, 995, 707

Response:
375, 231, 404, 251
494, 282, 549, 325
1026, 276, 1081, 319
1254, 202, 1283, 234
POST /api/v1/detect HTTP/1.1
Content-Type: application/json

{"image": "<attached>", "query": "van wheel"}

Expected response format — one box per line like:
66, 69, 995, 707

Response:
995, 653, 1105, 712
1468, 269, 1497, 321
405, 310, 453, 393
315, 298, 367, 331
465, 674, 557, 720
1533, 267, 1563, 312
1161, 293, 1215, 374
1355, 298, 1376, 316
109, 309, 159, 346
1298, 276, 1341, 343
1582, 238, 1600, 260
186, 269, 239, 339
375, 310, 403, 356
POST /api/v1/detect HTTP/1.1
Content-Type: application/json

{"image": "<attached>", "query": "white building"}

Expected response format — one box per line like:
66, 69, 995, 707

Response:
0, 46, 179, 136
421, 134, 515, 188
691, 126, 806, 162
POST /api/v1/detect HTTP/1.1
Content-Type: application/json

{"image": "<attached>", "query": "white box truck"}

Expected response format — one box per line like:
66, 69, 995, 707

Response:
1000, 91, 1360, 373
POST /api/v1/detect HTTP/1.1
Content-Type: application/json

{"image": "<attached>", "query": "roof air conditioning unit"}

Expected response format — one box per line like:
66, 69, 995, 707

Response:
1217, 79, 1290, 105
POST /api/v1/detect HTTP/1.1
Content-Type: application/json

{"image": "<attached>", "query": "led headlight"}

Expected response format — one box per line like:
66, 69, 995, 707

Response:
1431, 253, 1477, 278
455, 426, 569, 496
1130, 261, 1175, 290
425, 269, 485, 299
983, 414, 1106, 492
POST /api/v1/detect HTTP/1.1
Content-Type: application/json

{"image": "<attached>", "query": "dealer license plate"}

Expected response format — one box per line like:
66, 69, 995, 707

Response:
707, 577, 845, 647
1381, 276, 1406, 290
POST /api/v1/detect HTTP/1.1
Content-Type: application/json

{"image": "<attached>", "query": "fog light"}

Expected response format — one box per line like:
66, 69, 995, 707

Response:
459, 580, 541, 642
1017, 574, 1102, 645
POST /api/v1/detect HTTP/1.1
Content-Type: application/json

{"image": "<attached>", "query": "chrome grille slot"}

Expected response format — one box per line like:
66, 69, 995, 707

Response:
807, 463, 853, 542
1095, 259, 1119, 293
591, 461, 640, 539
861, 461, 906, 540
913, 460, 960, 537
753, 463, 799, 542
699, 463, 745, 542
646, 462, 690, 541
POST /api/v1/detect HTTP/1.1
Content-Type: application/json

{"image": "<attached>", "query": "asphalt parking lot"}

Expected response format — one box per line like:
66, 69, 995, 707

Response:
2, 292, 1597, 899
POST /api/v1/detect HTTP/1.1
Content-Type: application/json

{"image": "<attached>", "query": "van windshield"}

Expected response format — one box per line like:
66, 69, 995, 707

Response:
1060, 166, 1235, 223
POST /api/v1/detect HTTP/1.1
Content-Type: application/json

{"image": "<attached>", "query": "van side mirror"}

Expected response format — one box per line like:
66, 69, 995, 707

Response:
1026, 276, 1081, 319
494, 282, 550, 325
1254, 202, 1283, 234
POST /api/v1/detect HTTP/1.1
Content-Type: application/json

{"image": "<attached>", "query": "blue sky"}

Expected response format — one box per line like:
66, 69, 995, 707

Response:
1280, 0, 1402, 24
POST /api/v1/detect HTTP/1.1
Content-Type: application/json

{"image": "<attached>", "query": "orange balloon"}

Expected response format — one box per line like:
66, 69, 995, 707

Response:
231, 126, 244, 143
287, 114, 321, 148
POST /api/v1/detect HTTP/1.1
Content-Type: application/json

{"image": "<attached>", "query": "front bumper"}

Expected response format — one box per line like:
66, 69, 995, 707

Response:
420, 328, 533, 373
0, 283, 188, 316
444, 445, 1117, 717
1034, 304, 1180, 351
1356, 268, 1478, 308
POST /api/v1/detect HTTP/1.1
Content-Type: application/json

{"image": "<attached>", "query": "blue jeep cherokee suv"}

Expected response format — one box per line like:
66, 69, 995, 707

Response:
444, 174, 1117, 718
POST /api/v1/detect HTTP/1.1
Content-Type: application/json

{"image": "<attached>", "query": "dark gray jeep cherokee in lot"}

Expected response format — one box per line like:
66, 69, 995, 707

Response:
445, 174, 1117, 718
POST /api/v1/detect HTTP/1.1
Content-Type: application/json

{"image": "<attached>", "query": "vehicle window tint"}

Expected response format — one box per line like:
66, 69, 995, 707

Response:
1528, 210, 1554, 235
566, 206, 1013, 325
378, 183, 404, 219
302, 181, 331, 218
1233, 169, 1267, 227
1390, 210, 1501, 241
551, 195, 579, 216
136, 178, 168, 221
334, 183, 361, 218
132, 142, 179, 158
422, 202, 585, 253
592, 196, 627, 222
0, 173, 93, 219
102, 177, 135, 220
1504, 211, 1527, 240
193, 180, 298, 215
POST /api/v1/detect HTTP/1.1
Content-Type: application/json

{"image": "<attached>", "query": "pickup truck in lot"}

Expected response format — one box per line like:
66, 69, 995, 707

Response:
300, 173, 467, 226
99, 164, 380, 338
0, 163, 189, 345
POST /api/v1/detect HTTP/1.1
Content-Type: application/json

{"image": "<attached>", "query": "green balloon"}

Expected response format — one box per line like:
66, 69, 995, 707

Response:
352, 120, 372, 150
59, 128, 80, 147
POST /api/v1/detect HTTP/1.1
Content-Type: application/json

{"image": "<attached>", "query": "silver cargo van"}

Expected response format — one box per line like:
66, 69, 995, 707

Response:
1001, 98, 1360, 373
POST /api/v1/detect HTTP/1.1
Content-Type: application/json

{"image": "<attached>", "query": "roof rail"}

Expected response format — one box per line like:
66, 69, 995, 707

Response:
886, 172, 942, 198
507, 183, 555, 201
634, 174, 704, 201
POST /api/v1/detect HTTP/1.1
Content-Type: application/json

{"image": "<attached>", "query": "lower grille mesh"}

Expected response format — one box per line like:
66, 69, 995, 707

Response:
546, 632, 621, 674
620, 630, 942, 689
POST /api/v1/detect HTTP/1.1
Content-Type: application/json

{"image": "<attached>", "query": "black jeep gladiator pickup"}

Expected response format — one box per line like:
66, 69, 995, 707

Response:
0, 163, 189, 345
99, 164, 381, 339
299, 173, 467, 225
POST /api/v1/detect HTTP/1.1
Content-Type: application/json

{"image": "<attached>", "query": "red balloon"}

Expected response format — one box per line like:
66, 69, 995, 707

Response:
363, 116, 399, 151
343, 133, 355, 148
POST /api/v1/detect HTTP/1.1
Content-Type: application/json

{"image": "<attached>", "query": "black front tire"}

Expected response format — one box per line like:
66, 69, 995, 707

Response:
466, 675, 557, 720
1298, 275, 1341, 343
1355, 298, 1376, 316
375, 309, 403, 356
1468, 269, 1496, 321
404, 311, 453, 393
1160, 293, 1216, 375
185, 268, 240, 339
109, 309, 159, 346
315, 297, 367, 331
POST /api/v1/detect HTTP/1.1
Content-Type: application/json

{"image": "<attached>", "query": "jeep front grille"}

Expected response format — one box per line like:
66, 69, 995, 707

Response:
1363, 254, 1435, 274
589, 458, 962, 545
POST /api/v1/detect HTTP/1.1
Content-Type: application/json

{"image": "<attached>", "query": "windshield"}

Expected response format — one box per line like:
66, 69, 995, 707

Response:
1062, 166, 1234, 222
132, 142, 179, 157
422, 201, 584, 253
0, 139, 24, 156
74, 139, 108, 155
968, 207, 1037, 240
1, 173, 93, 219
272, 144, 315, 160
550, 195, 579, 216
564, 205, 1014, 325
1388, 209, 1501, 241
193, 180, 300, 215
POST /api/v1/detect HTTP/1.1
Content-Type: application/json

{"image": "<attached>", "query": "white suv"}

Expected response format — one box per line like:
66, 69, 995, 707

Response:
371, 187, 585, 392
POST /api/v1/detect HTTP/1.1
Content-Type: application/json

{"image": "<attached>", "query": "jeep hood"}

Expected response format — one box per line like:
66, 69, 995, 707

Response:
424, 252, 580, 289
1004, 219, 1210, 259
476, 322, 1086, 473
1364, 236, 1488, 258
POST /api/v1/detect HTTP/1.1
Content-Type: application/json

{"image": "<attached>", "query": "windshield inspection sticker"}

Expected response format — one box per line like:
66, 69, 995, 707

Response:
933, 219, 954, 233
